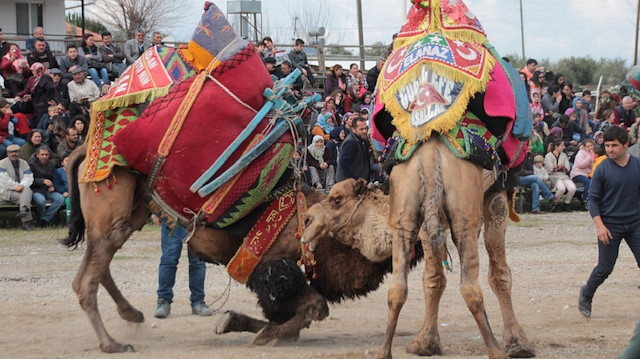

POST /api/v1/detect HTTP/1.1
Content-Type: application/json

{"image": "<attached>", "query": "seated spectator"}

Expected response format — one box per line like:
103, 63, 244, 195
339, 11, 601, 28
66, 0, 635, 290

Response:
256, 41, 266, 61
264, 57, 282, 78
26, 38, 59, 70
581, 90, 593, 112
541, 84, 562, 127
78, 33, 110, 87
531, 70, 546, 93
53, 155, 69, 199
312, 102, 338, 142
151, 31, 165, 47
325, 64, 348, 99
533, 111, 549, 137
305, 135, 336, 190
544, 138, 577, 212
572, 97, 591, 136
559, 83, 574, 116
326, 126, 346, 164
19, 129, 45, 161
519, 72, 531, 102
530, 90, 542, 115
0, 144, 35, 230
37, 105, 59, 132
124, 29, 151, 66
329, 89, 346, 117
28, 146, 64, 227
552, 114, 584, 154
56, 127, 79, 160
529, 130, 545, 156
518, 149, 558, 214
359, 91, 372, 113
16, 62, 55, 122
58, 44, 89, 83
543, 126, 562, 155
1, 44, 31, 97
597, 109, 616, 133
366, 60, 383, 93
50, 68, 70, 105
287, 38, 315, 87
67, 67, 100, 118
25, 27, 50, 54
336, 116, 371, 182
71, 115, 88, 144
280, 61, 302, 94
1, 98, 26, 158
570, 139, 595, 209
263, 36, 290, 68
614, 96, 635, 128
0, 28, 7, 63
98, 31, 126, 78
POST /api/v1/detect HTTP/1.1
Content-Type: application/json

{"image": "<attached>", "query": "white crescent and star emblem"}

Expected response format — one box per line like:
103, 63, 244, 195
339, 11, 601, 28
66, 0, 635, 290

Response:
452, 40, 477, 61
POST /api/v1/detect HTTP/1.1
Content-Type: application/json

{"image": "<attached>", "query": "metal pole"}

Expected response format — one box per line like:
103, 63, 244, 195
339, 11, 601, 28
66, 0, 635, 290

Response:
81, 0, 86, 37
356, 0, 365, 71
635, 0, 640, 65
519, 0, 525, 59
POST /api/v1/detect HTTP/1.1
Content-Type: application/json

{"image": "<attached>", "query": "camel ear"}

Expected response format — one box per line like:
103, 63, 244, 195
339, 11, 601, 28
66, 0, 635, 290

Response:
354, 178, 368, 195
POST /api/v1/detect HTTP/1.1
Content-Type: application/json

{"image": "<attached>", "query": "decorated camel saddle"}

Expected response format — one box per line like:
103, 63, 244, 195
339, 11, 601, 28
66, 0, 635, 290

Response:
372, 0, 533, 171
81, 2, 315, 281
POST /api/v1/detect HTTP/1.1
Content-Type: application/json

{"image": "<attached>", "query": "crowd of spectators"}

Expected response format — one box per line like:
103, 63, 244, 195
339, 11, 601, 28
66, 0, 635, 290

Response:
0, 26, 165, 229
517, 58, 640, 213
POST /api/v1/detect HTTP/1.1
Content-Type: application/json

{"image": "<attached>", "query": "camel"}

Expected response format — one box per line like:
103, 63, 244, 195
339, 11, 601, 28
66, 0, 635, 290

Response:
62, 144, 426, 353
303, 139, 536, 359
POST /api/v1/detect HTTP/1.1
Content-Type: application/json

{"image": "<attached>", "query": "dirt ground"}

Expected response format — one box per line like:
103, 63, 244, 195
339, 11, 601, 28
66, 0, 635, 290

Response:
1, 211, 639, 359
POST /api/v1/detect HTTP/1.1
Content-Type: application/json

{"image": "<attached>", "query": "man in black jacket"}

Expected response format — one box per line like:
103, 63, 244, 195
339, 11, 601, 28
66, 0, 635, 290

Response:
28, 146, 64, 227
336, 116, 370, 182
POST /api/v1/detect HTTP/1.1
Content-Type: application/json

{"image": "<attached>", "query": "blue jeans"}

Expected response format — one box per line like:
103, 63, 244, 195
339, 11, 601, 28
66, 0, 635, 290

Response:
583, 221, 640, 299
518, 175, 554, 211
157, 223, 206, 304
88, 67, 109, 87
32, 191, 64, 222
572, 175, 591, 202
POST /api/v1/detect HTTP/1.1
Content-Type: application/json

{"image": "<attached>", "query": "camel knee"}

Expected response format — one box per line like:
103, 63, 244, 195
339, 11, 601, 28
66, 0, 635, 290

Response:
387, 282, 408, 309
488, 267, 512, 292
460, 283, 484, 313
109, 219, 135, 248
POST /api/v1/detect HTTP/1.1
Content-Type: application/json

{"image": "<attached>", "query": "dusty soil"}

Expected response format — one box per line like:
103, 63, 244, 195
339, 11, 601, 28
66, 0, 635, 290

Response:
0, 211, 639, 359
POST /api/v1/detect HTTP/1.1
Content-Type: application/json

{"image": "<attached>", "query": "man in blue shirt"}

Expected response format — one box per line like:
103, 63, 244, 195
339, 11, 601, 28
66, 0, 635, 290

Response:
579, 126, 640, 317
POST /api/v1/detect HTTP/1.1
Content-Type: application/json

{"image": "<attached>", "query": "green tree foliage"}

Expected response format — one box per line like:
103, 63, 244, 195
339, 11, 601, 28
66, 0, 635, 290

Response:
593, 58, 628, 85
327, 45, 353, 56
554, 56, 598, 86
364, 41, 387, 57
66, 13, 107, 34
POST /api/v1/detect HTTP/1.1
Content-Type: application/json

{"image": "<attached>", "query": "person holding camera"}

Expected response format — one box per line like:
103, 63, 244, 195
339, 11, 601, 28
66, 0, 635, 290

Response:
67, 67, 99, 119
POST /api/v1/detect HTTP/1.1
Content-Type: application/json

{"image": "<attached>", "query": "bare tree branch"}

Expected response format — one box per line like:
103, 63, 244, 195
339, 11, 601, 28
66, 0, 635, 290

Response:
91, 0, 185, 38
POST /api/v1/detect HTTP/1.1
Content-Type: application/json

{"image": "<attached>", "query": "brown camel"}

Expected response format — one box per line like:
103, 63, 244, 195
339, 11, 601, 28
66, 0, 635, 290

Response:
62, 144, 422, 353
303, 137, 536, 359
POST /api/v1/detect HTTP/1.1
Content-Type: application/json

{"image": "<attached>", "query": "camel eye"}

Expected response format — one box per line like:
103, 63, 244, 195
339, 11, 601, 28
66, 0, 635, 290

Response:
331, 197, 341, 207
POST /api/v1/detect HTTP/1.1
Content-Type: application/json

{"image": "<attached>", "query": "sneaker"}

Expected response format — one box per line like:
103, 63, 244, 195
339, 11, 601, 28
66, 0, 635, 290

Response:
551, 196, 561, 205
191, 301, 213, 316
531, 210, 546, 214
578, 286, 592, 318
21, 222, 35, 231
563, 203, 573, 212
315, 183, 323, 190
16, 210, 28, 219
154, 298, 171, 319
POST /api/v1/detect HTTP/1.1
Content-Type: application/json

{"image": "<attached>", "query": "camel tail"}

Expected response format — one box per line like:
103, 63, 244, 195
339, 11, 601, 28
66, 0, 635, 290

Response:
59, 145, 86, 249
422, 144, 447, 252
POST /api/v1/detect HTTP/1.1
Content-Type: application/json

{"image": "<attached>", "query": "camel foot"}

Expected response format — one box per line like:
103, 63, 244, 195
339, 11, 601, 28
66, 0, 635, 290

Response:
99, 342, 135, 353
505, 342, 536, 358
118, 307, 144, 323
216, 311, 267, 334
252, 324, 299, 346
373, 349, 391, 359
406, 337, 443, 356
488, 347, 508, 359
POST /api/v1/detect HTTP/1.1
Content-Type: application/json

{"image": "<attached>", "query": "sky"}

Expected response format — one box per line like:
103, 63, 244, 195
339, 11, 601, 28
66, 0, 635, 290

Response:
80, 0, 640, 64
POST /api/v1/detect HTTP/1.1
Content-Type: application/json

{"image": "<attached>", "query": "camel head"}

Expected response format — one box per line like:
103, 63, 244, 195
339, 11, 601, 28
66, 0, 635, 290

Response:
303, 178, 393, 263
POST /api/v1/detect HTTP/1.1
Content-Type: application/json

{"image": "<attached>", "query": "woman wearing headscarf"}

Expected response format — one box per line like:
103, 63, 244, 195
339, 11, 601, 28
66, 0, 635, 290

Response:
16, 62, 55, 121
1, 43, 31, 97
305, 135, 335, 190
572, 97, 591, 136
311, 97, 338, 141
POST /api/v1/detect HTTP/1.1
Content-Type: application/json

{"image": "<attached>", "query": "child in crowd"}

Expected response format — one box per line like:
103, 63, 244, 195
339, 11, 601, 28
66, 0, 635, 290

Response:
533, 155, 550, 185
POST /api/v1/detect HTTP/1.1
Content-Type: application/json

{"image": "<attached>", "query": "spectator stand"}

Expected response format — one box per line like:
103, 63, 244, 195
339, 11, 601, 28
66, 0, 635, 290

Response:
515, 182, 585, 213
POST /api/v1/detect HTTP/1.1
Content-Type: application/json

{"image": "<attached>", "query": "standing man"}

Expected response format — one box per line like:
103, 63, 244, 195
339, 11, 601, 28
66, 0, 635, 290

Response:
153, 219, 213, 318
579, 126, 640, 317
124, 29, 151, 66
28, 146, 64, 227
0, 144, 34, 230
336, 116, 371, 182
98, 31, 126, 78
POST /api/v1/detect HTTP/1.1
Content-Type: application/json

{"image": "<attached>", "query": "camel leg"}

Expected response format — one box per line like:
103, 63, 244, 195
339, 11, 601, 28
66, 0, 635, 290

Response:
406, 227, 446, 356
101, 269, 144, 323
215, 311, 268, 334
375, 157, 424, 359
252, 285, 329, 345
483, 191, 535, 358
72, 221, 135, 353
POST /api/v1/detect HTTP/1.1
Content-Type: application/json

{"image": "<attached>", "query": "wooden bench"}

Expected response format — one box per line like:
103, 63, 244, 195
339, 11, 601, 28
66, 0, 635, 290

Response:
515, 182, 585, 213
